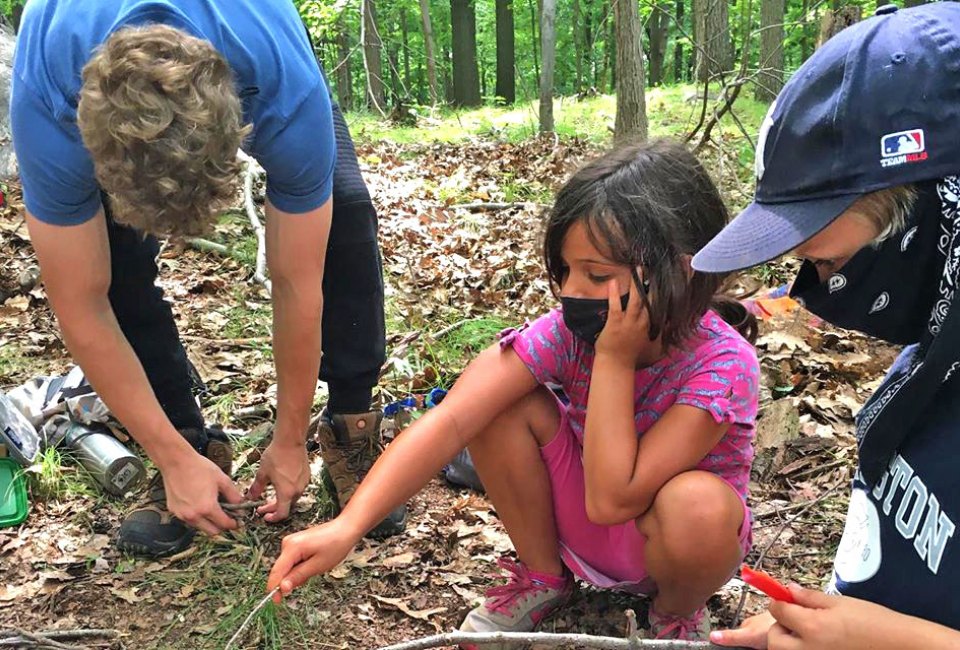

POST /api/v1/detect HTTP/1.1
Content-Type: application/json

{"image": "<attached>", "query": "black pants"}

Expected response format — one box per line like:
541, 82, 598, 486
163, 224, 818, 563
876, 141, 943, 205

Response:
105, 100, 386, 440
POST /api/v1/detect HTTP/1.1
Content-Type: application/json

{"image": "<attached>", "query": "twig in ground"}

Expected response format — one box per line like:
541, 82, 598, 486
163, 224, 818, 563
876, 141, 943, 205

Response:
223, 587, 280, 650
625, 608, 640, 644
377, 631, 742, 650
731, 480, 844, 627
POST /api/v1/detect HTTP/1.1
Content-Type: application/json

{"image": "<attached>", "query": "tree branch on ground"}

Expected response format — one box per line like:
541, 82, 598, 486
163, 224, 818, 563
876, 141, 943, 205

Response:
377, 630, 749, 649
237, 151, 271, 295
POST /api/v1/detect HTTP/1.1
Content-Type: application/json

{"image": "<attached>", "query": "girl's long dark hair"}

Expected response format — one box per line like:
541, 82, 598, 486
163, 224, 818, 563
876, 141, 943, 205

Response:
543, 139, 757, 346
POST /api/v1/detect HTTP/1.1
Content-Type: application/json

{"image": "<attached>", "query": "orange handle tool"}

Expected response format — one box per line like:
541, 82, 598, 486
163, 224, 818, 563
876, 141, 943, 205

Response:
741, 565, 795, 603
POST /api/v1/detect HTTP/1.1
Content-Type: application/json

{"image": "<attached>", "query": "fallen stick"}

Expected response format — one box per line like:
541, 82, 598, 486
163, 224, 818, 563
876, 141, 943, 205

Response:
222, 499, 267, 512
186, 237, 230, 255
2, 630, 117, 642
237, 152, 271, 295
224, 587, 280, 650
377, 631, 742, 650
453, 201, 548, 211
0, 629, 84, 650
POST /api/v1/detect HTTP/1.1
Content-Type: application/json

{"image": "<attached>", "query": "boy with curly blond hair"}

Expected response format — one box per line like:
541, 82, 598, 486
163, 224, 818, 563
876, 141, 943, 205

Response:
12, 0, 405, 557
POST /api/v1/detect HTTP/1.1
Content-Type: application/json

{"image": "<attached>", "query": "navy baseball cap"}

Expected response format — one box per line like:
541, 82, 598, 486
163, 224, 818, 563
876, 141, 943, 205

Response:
693, 2, 960, 274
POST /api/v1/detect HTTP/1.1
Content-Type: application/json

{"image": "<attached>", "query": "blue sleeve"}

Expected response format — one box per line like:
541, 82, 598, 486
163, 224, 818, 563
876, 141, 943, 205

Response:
11, 78, 101, 225
256, 82, 336, 214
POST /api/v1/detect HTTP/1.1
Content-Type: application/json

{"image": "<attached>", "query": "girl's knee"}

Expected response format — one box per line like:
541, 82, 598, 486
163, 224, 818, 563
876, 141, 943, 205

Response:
471, 385, 561, 449
641, 471, 744, 541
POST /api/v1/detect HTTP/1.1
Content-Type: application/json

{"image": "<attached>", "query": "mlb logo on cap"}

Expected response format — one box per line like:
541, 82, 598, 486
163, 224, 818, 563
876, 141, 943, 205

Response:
880, 129, 927, 168
881, 129, 924, 157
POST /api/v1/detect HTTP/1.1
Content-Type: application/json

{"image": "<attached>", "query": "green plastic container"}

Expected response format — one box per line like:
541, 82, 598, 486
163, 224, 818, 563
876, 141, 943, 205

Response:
0, 457, 28, 527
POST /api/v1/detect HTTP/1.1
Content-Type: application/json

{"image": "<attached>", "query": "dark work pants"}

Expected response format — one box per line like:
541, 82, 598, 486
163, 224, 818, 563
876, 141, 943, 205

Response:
105, 100, 386, 447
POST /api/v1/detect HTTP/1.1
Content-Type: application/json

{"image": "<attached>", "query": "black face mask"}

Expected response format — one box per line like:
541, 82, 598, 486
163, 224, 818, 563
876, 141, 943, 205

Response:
560, 294, 630, 344
789, 182, 944, 345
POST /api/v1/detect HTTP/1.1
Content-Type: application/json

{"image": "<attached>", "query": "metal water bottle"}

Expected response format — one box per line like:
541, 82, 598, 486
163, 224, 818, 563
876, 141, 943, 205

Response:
62, 422, 146, 496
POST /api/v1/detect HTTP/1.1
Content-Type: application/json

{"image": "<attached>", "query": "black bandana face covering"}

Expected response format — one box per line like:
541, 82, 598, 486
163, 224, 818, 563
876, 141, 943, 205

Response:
789, 181, 945, 345
789, 178, 960, 486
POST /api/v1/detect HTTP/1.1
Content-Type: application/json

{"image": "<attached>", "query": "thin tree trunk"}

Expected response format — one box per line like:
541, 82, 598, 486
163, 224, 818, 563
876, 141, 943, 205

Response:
573, 0, 583, 93
694, 0, 732, 83
606, 10, 615, 93
800, 0, 811, 61
451, 0, 482, 106
361, 0, 386, 113
647, 2, 668, 86
673, 0, 684, 82
401, 7, 411, 92
336, 13, 353, 111
528, 0, 540, 81
584, 0, 596, 88
495, 0, 516, 103
755, 0, 785, 101
539, 0, 557, 132
614, 0, 648, 143
418, 0, 440, 104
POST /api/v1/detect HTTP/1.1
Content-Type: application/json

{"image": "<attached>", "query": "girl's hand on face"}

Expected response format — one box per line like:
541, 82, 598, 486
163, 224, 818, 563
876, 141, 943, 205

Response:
594, 275, 651, 365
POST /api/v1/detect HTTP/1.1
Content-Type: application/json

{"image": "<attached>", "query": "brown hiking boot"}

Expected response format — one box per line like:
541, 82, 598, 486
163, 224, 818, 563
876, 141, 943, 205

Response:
314, 409, 406, 538
117, 428, 233, 557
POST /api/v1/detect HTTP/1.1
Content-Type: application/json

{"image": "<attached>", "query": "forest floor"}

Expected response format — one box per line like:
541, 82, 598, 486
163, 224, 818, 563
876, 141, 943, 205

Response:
0, 95, 899, 649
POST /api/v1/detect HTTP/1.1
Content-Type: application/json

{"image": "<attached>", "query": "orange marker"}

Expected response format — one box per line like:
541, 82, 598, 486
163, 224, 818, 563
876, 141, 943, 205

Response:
741, 565, 795, 603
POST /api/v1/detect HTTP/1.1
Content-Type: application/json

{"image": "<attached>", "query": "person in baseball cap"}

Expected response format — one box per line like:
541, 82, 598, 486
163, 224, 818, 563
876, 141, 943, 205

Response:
704, 3, 960, 648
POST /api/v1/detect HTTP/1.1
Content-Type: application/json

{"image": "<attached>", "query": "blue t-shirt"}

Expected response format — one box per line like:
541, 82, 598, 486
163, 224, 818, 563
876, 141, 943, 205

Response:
11, 0, 336, 225
829, 345, 960, 629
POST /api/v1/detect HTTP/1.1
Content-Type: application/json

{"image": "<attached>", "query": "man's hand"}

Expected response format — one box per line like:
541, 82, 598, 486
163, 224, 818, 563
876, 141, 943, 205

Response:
266, 520, 358, 602
710, 610, 775, 649
247, 437, 311, 523
161, 452, 244, 536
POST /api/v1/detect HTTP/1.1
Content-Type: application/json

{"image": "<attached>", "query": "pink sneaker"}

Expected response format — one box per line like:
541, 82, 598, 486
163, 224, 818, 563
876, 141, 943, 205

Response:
648, 605, 712, 640
459, 558, 574, 650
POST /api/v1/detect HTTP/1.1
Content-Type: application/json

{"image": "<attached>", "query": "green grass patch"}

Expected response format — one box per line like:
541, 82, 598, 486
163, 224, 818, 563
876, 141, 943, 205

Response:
0, 343, 32, 382
223, 294, 272, 341
347, 85, 771, 147
25, 446, 101, 502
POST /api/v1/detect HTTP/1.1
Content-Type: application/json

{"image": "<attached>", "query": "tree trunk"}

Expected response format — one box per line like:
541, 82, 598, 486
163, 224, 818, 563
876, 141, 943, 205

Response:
539, 0, 557, 132
606, 10, 616, 93
673, 0, 684, 82
647, 2, 668, 86
335, 13, 353, 111
584, 0, 595, 88
495, 0, 516, 103
401, 7, 411, 93
694, 0, 733, 83
361, 0, 386, 113
755, 0, 785, 101
614, 0, 647, 143
529, 0, 540, 82
451, 0, 482, 106
571, 0, 584, 94
387, 39, 401, 103
418, 0, 440, 104
817, 5, 861, 48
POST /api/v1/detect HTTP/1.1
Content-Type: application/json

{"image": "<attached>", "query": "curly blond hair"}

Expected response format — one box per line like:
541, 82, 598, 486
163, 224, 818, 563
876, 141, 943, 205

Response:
78, 25, 251, 236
